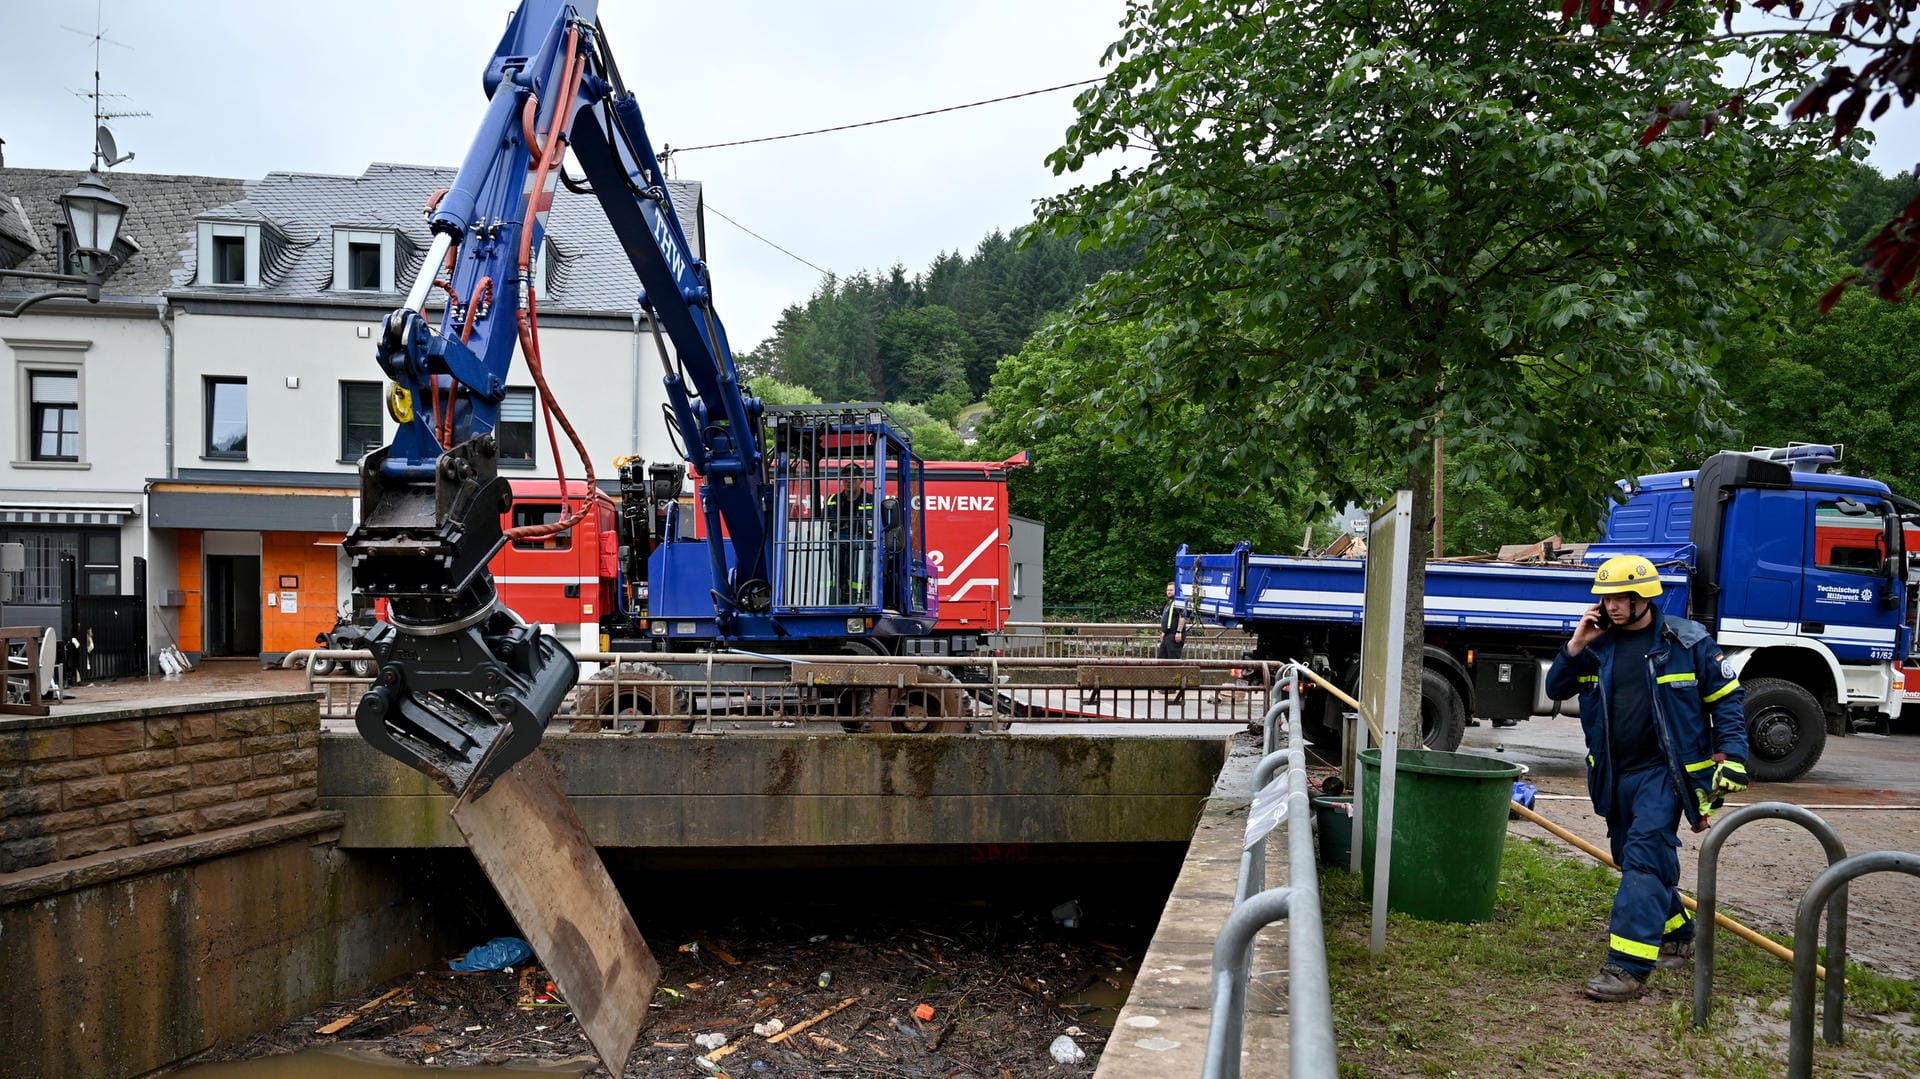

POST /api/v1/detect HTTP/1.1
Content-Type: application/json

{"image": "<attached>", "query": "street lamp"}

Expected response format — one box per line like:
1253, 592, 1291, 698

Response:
2, 169, 131, 317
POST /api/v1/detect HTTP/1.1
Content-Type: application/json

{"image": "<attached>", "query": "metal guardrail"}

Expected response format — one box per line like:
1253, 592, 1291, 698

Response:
1693, 802, 1849, 1037
286, 647, 1279, 727
1202, 667, 1337, 1079
1789, 851, 1920, 1078
1694, 801, 1920, 1078
993, 621, 1254, 661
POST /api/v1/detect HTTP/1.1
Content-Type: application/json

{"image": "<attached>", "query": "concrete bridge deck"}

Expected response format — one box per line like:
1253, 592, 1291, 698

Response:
319, 730, 1234, 853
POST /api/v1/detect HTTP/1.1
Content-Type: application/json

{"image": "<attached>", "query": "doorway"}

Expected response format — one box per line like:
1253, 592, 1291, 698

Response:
205, 554, 262, 656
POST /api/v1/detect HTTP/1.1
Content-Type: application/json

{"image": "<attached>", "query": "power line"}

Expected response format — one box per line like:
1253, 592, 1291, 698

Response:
705, 201, 832, 277
663, 77, 1102, 156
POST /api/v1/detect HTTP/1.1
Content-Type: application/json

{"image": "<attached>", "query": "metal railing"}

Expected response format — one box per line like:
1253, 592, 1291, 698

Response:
993, 621, 1254, 661
1788, 851, 1920, 1079
287, 648, 1279, 727
1202, 667, 1337, 1079
1692, 802, 1849, 1036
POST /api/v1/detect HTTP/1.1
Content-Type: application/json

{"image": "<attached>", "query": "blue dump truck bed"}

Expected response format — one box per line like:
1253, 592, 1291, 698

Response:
1182, 546, 1693, 637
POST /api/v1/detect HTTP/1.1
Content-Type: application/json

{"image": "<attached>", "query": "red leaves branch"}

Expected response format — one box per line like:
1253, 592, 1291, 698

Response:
1570, 0, 1920, 302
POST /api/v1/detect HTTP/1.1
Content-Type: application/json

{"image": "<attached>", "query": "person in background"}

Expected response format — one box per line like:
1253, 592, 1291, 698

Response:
1159, 581, 1187, 703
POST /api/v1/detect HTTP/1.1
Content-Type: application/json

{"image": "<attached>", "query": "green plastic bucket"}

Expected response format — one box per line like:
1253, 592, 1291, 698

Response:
1358, 748, 1523, 923
1312, 795, 1353, 870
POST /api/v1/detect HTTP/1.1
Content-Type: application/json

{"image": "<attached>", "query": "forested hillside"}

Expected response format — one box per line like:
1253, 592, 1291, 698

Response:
742, 229, 1135, 407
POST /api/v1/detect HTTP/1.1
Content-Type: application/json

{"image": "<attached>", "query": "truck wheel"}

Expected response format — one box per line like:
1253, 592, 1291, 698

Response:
1742, 677, 1826, 782
879, 666, 973, 733
1420, 668, 1467, 752
575, 661, 691, 733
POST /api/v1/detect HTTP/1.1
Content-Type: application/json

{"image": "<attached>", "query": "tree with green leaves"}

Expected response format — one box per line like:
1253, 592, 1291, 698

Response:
878, 305, 974, 401
1720, 287, 1920, 495
1037, 0, 1847, 739
748, 377, 822, 407
976, 319, 1310, 618
1577, 0, 1920, 303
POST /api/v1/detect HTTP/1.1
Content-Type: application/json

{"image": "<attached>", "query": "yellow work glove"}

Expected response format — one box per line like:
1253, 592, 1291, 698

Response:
1711, 755, 1748, 796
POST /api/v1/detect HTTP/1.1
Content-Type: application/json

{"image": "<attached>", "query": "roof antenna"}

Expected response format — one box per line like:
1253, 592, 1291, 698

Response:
63, 2, 146, 170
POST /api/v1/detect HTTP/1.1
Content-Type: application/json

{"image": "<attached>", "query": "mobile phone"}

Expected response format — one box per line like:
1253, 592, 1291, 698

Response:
1595, 608, 1614, 631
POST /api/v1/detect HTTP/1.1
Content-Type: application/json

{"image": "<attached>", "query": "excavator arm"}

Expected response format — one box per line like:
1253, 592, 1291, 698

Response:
343, 2, 769, 799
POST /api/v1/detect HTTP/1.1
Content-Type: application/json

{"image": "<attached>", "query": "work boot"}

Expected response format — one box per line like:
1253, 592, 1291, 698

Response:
1656, 938, 1695, 971
1583, 963, 1647, 1002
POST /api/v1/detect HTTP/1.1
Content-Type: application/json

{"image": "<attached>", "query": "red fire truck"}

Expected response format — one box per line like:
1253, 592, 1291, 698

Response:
489, 454, 1026, 657
1817, 509, 1920, 721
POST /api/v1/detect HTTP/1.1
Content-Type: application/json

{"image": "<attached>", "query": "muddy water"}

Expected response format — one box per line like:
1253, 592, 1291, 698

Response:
1065, 966, 1137, 1027
170, 1047, 588, 1077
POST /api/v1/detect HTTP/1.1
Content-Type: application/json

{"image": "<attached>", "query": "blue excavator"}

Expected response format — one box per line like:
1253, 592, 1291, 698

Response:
343, 1, 936, 800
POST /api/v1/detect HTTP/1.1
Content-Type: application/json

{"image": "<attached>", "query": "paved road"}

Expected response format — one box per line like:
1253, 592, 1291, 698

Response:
1460, 712, 1920, 802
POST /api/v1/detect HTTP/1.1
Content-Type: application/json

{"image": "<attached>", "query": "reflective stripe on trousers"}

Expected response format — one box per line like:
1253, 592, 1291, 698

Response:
1605, 765, 1690, 976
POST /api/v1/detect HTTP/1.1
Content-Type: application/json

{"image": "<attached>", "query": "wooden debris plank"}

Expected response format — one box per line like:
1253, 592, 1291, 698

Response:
315, 986, 407, 1034
766, 996, 862, 1044
451, 749, 659, 1076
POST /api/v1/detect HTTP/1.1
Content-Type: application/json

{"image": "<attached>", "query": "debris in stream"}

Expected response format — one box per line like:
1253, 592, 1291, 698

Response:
200, 904, 1143, 1076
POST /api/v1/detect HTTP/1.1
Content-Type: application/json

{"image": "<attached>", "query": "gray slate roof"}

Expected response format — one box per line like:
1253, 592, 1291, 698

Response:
0, 162, 703, 316
171, 162, 701, 315
0, 168, 248, 299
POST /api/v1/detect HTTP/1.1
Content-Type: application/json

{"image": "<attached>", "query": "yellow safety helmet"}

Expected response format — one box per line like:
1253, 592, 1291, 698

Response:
1591, 555, 1662, 598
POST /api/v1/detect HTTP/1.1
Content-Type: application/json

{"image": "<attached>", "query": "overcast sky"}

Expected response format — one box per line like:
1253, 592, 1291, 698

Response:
6, 1, 1919, 354
2, 0, 1134, 350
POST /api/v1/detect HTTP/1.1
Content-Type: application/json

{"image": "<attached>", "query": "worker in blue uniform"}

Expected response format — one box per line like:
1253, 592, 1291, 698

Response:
1545, 554, 1750, 1002
824, 463, 874, 603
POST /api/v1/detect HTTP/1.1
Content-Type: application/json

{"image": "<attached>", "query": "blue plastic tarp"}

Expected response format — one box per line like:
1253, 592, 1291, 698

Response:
448, 936, 534, 972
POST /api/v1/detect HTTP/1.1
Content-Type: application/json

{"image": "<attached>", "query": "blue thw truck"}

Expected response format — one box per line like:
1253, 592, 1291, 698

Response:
1176, 445, 1919, 782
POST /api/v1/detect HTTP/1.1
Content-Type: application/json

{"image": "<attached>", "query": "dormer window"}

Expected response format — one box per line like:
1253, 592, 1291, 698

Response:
347, 240, 380, 290
212, 235, 245, 284
196, 222, 261, 287
332, 229, 396, 293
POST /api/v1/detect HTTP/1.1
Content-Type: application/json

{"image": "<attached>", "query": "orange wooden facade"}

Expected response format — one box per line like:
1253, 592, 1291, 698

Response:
174, 530, 344, 656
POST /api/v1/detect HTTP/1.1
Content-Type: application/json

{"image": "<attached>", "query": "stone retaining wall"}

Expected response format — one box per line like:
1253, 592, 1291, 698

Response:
0, 695, 320, 873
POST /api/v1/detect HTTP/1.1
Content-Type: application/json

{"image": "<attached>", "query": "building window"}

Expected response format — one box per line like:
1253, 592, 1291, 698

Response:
332, 229, 394, 293
510, 504, 572, 550
347, 241, 382, 291
497, 387, 535, 467
28, 371, 79, 462
198, 221, 261, 287
205, 377, 248, 459
1011, 562, 1024, 598
340, 381, 384, 461
83, 532, 121, 595
0, 527, 119, 602
212, 235, 246, 285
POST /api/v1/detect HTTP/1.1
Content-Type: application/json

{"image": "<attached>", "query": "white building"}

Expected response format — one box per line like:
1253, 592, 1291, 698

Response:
1, 161, 699, 666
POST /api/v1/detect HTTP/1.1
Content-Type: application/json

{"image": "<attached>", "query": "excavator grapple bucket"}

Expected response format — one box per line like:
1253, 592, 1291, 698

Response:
352, 612, 575, 799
